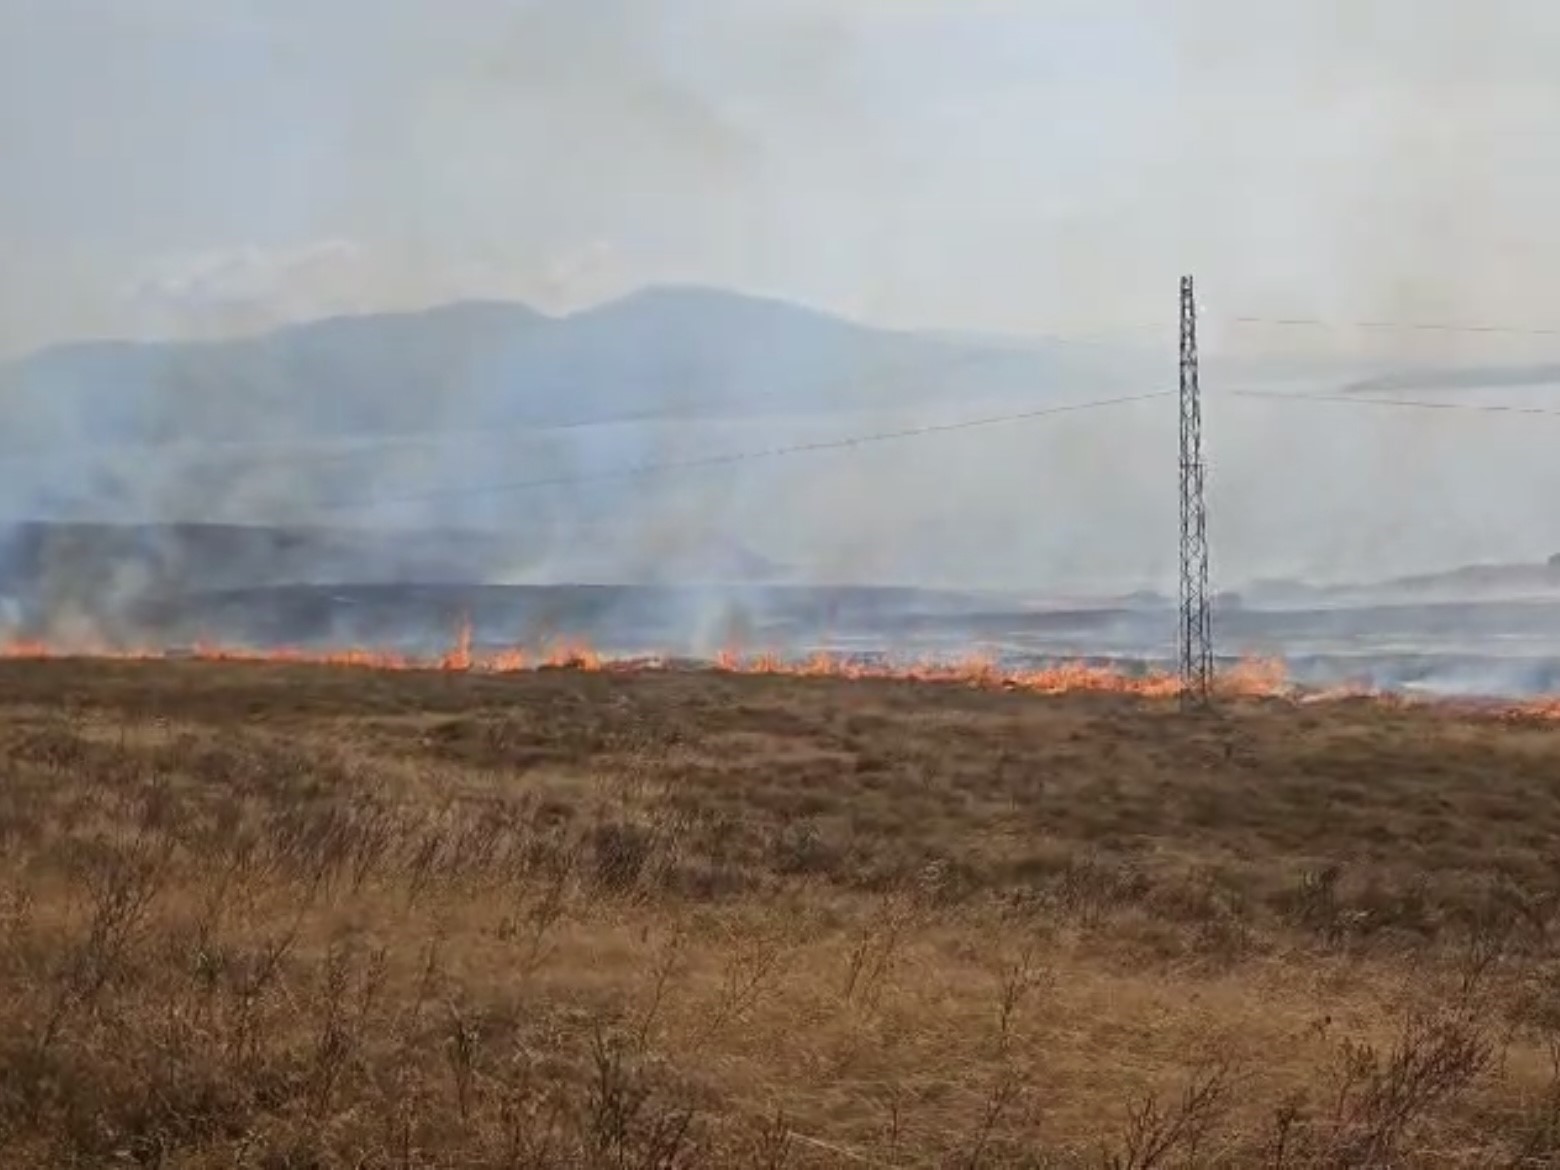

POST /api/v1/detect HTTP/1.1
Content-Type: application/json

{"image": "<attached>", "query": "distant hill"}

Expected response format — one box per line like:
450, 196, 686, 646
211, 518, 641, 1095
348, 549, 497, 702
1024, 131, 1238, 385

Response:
0, 286, 1093, 453
0, 288, 1122, 633
1244, 557, 1560, 607
1343, 364, 1560, 394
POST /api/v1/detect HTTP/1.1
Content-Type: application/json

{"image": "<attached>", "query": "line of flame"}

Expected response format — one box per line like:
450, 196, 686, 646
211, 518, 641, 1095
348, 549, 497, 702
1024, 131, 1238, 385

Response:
1, 618, 1556, 721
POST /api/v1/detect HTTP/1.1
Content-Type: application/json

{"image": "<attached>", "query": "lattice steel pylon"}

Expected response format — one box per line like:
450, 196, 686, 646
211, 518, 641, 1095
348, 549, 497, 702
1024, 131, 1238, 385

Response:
1178, 275, 1214, 703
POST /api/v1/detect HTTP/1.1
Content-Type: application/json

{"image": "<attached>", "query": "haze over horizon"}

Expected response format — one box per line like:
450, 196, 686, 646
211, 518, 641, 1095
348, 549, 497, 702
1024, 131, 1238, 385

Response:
4, 1, 1560, 604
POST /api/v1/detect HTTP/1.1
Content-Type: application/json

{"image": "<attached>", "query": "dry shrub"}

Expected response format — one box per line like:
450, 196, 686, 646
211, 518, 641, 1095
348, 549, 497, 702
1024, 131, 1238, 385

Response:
0, 661, 1558, 1165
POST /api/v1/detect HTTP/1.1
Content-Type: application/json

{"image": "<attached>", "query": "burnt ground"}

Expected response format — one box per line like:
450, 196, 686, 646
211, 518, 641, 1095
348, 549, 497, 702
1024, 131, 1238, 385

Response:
3, 661, 1560, 1165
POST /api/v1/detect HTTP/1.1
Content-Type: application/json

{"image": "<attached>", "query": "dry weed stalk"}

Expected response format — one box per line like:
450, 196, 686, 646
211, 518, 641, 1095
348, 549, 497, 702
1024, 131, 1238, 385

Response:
843, 888, 918, 1012
1101, 1059, 1235, 1170
37, 831, 171, 1055
1254, 1009, 1494, 1168
692, 925, 789, 1049
958, 1068, 1026, 1170
994, 941, 1046, 1055
750, 1107, 794, 1169
498, 838, 581, 977
635, 921, 691, 1051
585, 1022, 700, 1168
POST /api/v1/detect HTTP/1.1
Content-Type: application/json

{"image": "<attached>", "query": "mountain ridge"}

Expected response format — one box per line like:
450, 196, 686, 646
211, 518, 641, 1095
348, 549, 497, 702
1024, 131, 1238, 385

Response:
0, 285, 1110, 471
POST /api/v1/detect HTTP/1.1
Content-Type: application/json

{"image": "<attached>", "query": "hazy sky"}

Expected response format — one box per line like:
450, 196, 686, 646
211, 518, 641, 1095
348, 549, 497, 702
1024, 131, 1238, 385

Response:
4, 0, 1560, 359
4, 0, 1560, 604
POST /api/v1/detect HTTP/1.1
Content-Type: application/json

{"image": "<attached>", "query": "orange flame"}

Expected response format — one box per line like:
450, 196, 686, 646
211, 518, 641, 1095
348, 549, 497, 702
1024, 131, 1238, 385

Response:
542, 638, 602, 670
1, 623, 1558, 720
439, 614, 474, 672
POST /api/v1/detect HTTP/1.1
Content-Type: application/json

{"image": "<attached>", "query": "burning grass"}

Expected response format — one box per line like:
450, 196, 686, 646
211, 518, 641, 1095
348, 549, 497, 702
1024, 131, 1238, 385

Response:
8, 622, 1558, 719
3, 659, 1560, 1165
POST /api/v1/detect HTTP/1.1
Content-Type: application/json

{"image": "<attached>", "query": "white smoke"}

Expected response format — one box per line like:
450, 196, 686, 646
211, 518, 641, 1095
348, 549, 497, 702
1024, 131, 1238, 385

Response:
2, 0, 1560, 670
124, 240, 368, 339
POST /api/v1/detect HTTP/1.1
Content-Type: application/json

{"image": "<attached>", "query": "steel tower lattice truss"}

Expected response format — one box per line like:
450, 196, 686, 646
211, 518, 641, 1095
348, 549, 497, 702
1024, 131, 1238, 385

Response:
1178, 275, 1214, 703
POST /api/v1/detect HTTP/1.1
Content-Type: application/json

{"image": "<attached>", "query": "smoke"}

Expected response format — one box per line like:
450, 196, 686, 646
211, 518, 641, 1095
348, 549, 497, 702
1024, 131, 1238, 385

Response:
1151, 0, 1558, 332
2, 0, 1560, 679
1144, 0, 1560, 601
124, 240, 369, 339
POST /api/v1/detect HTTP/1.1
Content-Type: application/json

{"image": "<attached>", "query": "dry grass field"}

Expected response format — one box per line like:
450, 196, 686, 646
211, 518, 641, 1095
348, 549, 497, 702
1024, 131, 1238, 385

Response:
4, 660, 1560, 1167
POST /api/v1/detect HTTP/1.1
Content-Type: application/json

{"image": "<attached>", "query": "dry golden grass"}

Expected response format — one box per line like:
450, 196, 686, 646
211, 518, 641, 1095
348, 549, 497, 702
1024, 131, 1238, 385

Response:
3, 660, 1560, 1167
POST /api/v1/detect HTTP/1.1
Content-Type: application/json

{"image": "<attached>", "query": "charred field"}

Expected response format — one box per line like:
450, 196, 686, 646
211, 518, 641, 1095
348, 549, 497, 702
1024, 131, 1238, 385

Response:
5, 659, 1560, 1166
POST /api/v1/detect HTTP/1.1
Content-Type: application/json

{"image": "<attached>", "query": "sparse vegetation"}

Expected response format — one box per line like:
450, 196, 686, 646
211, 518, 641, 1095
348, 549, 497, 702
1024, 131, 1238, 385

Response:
3, 659, 1560, 1165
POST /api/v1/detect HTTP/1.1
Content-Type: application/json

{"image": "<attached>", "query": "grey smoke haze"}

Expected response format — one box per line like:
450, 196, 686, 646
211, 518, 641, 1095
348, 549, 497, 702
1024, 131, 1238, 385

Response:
2, 0, 1560, 613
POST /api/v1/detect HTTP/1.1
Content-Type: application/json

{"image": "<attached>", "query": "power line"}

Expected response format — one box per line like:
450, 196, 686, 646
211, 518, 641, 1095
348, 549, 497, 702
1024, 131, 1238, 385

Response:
314, 389, 1173, 513
1230, 314, 1560, 338
1229, 388, 1560, 419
